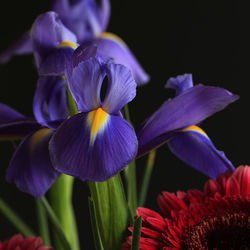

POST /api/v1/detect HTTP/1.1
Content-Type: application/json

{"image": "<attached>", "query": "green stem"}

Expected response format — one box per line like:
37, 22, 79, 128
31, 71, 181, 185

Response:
50, 175, 79, 250
123, 104, 137, 217
40, 197, 71, 250
36, 199, 50, 246
131, 216, 142, 250
138, 150, 156, 207
0, 198, 35, 236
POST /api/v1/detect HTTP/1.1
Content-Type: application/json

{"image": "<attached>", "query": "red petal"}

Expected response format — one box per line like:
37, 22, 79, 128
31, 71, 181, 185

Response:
137, 207, 163, 221
233, 165, 250, 196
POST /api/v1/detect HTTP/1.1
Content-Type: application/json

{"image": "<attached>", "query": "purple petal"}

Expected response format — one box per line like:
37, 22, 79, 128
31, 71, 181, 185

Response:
52, 0, 103, 42
31, 11, 77, 67
0, 32, 32, 64
168, 126, 235, 179
102, 63, 137, 114
94, 34, 150, 85
0, 104, 40, 140
33, 77, 68, 129
66, 57, 105, 112
98, 0, 111, 31
6, 128, 60, 198
38, 46, 75, 75
49, 112, 137, 181
137, 84, 239, 157
165, 74, 194, 95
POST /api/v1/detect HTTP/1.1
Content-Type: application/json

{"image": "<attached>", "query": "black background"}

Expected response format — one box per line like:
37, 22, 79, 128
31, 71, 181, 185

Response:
0, 0, 248, 248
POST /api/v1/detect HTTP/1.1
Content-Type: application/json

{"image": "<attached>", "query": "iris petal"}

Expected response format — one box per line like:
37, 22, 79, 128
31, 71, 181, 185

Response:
6, 128, 60, 198
0, 104, 40, 140
168, 125, 235, 179
93, 34, 150, 85
103, 63, 137, 114
0, 32, 32, 64
31, 11, 77, 67
33, 76, 68, 129
49, 112, 137, 181
66, 57, 104, 112
137, 84, 239, 157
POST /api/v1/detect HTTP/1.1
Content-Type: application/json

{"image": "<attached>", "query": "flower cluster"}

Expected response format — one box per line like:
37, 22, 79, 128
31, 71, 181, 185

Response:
0, 0, 245, 249
123, 166, 250, 249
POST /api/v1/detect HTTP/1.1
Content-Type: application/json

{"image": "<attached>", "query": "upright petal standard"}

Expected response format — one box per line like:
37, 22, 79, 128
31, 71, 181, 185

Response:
50, 57, 138, 181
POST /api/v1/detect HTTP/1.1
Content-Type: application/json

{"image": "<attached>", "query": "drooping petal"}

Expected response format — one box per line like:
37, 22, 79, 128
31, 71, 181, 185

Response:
33, 76, 68, 129
52, 0, 103, 42
93, 33, 150, 84
49, 112, 137, 181
102, 63, 137, 114
137, 84, 239, 157
165, 73, 193, 95
168, 125, 235, 179
66, 57, 105, 112
6, 128, 60, 198
38, 46, 75, 75
31, 11, 77, 67
0, 104, 41, 140
0, 32, 32, 64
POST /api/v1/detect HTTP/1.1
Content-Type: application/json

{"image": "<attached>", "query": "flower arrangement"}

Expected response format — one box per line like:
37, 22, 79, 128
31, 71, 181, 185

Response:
0, 1, 248, 249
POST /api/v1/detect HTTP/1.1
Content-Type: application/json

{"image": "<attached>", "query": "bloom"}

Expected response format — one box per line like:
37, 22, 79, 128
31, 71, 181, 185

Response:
49, 57, 138, 181
0, 234, 53, 250
123, 166, 250, 249
137, 74, 238, 178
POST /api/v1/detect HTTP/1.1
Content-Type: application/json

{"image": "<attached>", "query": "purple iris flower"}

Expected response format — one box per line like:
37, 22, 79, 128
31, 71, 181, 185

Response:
137, 74, 239, 179
49, 57, 138, 181
0, 0, 148, 84
0, 104, 60, 198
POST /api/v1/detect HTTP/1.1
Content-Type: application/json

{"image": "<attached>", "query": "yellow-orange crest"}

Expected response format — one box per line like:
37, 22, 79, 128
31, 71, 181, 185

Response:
97, 32, 126, 46
87, 108, 109, 145
58, 41, 77, 49
181, 125, 208, 138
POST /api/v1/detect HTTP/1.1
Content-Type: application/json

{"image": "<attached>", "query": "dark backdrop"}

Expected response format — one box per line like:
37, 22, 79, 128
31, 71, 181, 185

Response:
0, 1, 247, 248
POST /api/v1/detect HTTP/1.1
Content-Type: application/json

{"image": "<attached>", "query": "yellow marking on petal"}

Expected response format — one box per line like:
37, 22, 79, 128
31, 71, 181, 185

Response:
87, 108, 109, 145
58, 41, 77, 49
97, 32, 126, 46
30, 128, 52, 151
182, 125, 208, 138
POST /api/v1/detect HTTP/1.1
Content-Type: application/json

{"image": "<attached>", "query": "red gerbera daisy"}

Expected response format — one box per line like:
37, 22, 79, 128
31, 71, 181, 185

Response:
0, 234, 53, 250
123, 165, 250, 249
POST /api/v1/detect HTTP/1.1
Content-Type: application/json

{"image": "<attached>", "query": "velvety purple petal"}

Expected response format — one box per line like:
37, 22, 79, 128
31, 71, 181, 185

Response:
0, 32, 32, 64
49, 112, 137, 181
66, 43, 98, 77
98, 0, 111, 31
137, 84, 239, 157
31, 11, 77, 67
168, 126, 235, 179
165, 74, 194, 95
6, 128, 60, 198
102, 63, 136, 114
66, 57, 105, 112
38, 46, 74, 75
52, 0, 102, 42
94, 34, 150, 85
0, 104, 40, 140
33, 76, 68, 129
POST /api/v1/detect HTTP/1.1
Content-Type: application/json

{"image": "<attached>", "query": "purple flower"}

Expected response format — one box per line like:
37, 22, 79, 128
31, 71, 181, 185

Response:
137, 74, 239, 179
0, 104, 60, 198
49, 57, 138, 181
0, 0, 149, 84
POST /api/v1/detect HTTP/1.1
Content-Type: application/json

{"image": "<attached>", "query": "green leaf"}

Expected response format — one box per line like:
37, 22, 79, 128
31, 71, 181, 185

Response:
0, 197, 35, 236
88, 174, 130, 250
131, 216, 142, 250
40, 197, 71, 250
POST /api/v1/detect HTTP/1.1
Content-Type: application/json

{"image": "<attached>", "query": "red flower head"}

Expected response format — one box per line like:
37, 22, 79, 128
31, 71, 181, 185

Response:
123, 166, 250, 249
0, 235, 53, 250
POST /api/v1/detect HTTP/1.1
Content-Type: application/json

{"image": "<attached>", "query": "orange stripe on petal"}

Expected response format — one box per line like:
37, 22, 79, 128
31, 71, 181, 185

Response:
87, 108, 109, 145
181, 125, 208, 138
58, 41, 77, 49
30, 128, 52, 151
97, 32, 126, 46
